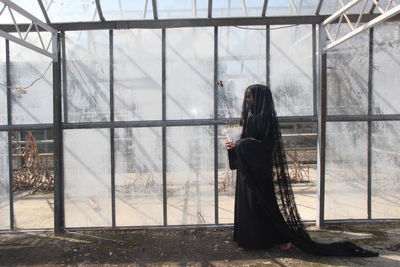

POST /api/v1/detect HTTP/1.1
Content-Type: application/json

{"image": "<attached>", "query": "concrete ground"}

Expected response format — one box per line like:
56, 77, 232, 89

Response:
0, 223, 399, 266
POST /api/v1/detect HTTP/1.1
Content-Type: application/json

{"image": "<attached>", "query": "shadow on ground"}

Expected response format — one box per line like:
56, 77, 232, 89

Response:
0, 223, 399, 266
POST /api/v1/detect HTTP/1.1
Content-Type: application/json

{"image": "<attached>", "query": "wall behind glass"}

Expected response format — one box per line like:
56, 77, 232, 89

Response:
0, 40, 6, 125
325, 122, 368, 220
327, 26, 369, 115
65, 30, 110, 123
166, 27, 214, 120
270, 25, 313, 116
372, 22, 400, 114
218, 26, 266, 119
10, 34, 53, 124
114, 29, 162, 121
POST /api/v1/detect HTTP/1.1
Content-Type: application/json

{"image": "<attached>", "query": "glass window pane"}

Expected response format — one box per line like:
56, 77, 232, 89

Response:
270, 25, 313, 116
213, 0, 263, 17
167, 126, 214, 225
0, 40, 6, 125
64, 129, 111, 228
372, 121, 400, 219
267, 0, 319, 16
0, 132, 10, 229
65, 30, 110, 123
10, 35, 53, 124
217, 126, 235, 224
218, 26, 266, 119
115, 127, 163, 226
101, 0, 154, 20
325, 122, 368, 220
372, 22, 400, 115
43, 0, 99, 23
327, 28, 369, 115
12, 130, 54, 229
320, 0, 374, 15
158, 0, 208, 18
114, 29, 162, 121
166, 28, 214, 120
281, 122, 317, 221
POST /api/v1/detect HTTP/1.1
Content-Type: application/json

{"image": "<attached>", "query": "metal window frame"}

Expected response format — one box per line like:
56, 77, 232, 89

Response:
1, 2, 400, 233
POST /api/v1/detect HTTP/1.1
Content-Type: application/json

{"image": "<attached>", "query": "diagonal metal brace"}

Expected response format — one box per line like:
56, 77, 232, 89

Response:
0, 0, 58, 60
322, 0, 400, 52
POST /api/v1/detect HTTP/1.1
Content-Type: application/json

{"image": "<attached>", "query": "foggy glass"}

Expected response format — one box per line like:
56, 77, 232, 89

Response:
115, 127, 163, 226
218, 26, 266, 119
114, 29, 162, 121
64, 129, 112, 227
65, 30, 110, 122
167, 126, 214, 225
270, 25, 313, 116
166, 27, 214, 120
325, 122, 368, 220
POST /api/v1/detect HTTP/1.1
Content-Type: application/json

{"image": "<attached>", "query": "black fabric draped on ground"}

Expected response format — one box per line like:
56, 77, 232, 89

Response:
228, 84, 378, 257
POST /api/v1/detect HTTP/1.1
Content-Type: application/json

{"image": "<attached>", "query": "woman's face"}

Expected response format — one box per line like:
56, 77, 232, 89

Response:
245, 89, 254, 105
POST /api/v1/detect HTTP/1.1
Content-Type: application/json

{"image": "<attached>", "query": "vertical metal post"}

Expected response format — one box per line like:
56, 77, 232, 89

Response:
213, 26, 219, 224
109, 29, 116, 227
312, 24, 318, 117
6, 39, 14, 230
266, 25, 270, 86
162, 28, 167, 226
61, 31, 68, 123
53, 32, 64, 234
367, 27, 374, 220
316, 24, 327, 228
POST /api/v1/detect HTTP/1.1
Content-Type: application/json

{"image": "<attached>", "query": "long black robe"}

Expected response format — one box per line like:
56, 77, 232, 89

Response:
226, 84, 378, 257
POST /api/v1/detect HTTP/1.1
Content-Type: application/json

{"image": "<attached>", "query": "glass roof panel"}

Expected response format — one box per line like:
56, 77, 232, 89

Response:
42, 0, 99, 23
0, 1, 44, 24
213, 0, 264, 17
100, 0, 153, 20
266, 0, 319, 16
157, 0, 208, 19
320, 0, 374, 15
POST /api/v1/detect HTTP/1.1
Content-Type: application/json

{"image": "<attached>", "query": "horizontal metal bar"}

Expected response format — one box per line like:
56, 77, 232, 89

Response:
0, 123, 53, 131
0, 14, 388, 32
324, 219, 400, 224
61, 117, 318, 129
326, 114, 400, 122
0, 29, 55, 58
0, 0, 57, 33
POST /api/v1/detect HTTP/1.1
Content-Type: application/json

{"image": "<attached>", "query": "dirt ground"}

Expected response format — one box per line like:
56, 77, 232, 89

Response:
0, 223, 399, 267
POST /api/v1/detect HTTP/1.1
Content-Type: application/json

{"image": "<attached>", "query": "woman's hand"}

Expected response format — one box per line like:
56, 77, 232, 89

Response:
224, 139, 236, 150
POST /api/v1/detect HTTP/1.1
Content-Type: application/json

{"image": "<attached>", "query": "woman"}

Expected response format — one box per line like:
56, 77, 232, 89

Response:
224, 84, 378, 257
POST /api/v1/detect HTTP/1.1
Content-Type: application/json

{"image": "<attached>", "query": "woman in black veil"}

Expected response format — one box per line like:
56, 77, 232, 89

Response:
223, 84, 378, 257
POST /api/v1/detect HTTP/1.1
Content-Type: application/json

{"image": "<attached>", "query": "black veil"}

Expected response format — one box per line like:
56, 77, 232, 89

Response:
234, 84, 378, 257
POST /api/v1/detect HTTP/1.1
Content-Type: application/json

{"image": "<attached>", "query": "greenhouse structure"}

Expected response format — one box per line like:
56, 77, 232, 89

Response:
0, 0, 399, 234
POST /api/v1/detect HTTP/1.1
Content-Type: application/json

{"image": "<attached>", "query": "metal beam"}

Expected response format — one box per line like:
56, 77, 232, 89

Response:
95, 0, 105, 21
0, 0, 57, 60
37, 0, 50, 23
316, 0, 324, 15
53, 32, 64, 234
0, 14, 391, 32
316, 24, 327, 228
262, 0, 269, 16
152, 0, 158, 20
324, 4, 400, 51
208, 0, 212, 18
